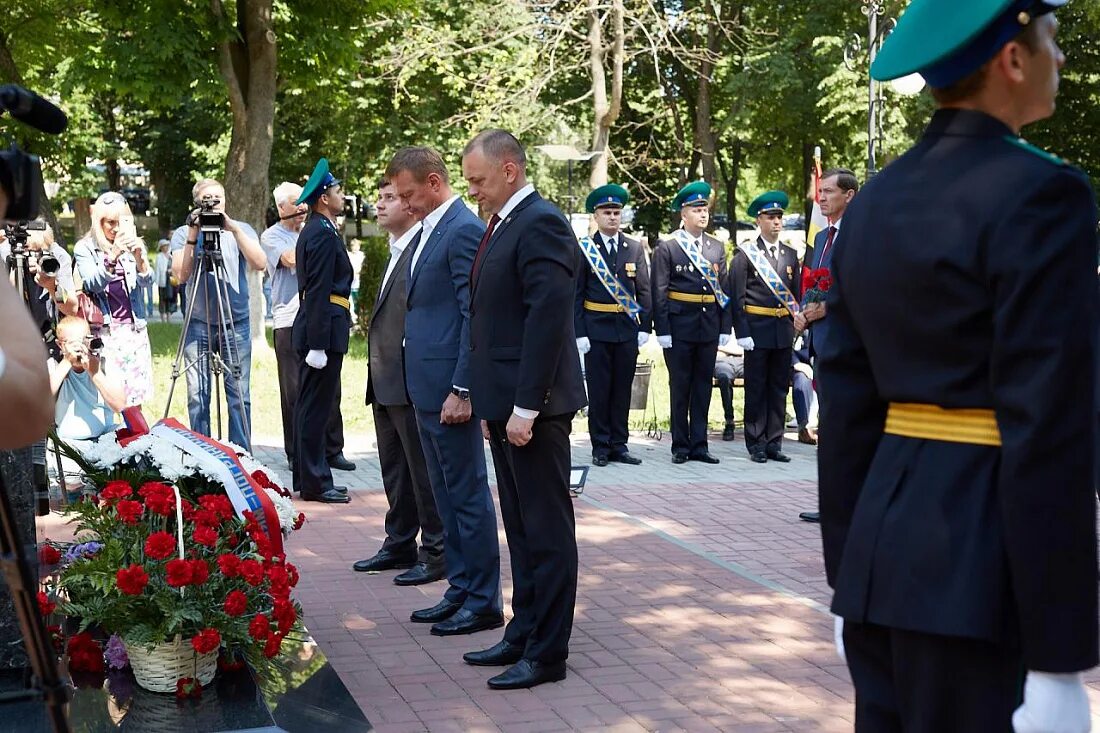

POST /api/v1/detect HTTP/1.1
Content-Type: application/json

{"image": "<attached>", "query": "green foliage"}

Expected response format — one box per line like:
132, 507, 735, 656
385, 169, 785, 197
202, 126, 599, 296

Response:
354, 235, 389, 334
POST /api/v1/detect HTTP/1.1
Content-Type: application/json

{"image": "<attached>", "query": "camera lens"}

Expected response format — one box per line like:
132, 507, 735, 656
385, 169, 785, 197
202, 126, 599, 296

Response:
38, 254, 59, 276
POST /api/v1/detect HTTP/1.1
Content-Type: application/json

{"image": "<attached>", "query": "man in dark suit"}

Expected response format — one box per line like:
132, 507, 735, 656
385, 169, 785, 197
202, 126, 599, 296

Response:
574, 183, 651, 467
652, 181, 732, 464
460, 129, 587, 690
353, 179, 445, 585
729, 191, 800, 464
820, 0, 1097, 728
292, 158, 351, 504
387, 147, 503, 637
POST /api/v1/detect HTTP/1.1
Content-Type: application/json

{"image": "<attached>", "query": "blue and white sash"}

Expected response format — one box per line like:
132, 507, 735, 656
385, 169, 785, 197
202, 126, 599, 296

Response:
577, 236, 642, 320
673, 230, 729, 308
743, 240, 801, 315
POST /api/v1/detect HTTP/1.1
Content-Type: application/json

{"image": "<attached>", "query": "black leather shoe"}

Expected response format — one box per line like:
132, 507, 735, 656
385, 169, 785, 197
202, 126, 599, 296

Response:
722, 424, 735, 441
689, 452, 720, 464
332, 485, 349, 494
327, 453, 357, 471
592, 455, 609, 467
608, 452, 642, 465
410, 598, 462, 624
766, 451, 792, 463
487, 659, 567, 690
750, 451, 767, 463
463, 640, 524, 667
393, 561, 446, 586
672, 453, 688, 464
352, 550, 416, 573
430, 609, 505, 636
798, 427, 818, 446
798, 511, 820, 523
301, 489, 350, 503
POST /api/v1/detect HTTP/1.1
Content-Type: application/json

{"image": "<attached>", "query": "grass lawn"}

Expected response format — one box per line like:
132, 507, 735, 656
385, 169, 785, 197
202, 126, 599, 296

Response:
142, 322, 747, 446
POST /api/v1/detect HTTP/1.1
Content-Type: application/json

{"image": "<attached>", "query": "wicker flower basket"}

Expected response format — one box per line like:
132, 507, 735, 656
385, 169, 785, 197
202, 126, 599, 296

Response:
124, 636, 217, 693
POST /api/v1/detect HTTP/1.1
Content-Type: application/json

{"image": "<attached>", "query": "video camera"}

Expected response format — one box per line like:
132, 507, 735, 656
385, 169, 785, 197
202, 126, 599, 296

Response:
4, 219, 57, 275
0, 86, 66, 221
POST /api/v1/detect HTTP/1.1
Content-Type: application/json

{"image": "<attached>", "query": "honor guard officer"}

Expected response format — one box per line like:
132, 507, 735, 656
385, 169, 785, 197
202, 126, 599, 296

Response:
292, 158, 352, 504
574, 184, 652, 467
729, 191, 800, 464
818, 0, 1098, 730
652, 181, 732, 464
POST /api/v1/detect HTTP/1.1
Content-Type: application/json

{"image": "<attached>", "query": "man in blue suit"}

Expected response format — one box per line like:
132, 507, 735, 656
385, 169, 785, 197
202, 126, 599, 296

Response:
386, 147, 504, 637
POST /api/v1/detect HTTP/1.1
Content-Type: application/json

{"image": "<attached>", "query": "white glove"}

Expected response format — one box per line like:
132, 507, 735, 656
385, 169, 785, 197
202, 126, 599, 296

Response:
833, 615, 846, 664
576, 337, 591, 355
657, 335, 672, 349
305, 349, 328, 370
718, 334, 731, 348
1013, 672, 1091, 733
737, 337, 755, 352
637, 332, 650, 348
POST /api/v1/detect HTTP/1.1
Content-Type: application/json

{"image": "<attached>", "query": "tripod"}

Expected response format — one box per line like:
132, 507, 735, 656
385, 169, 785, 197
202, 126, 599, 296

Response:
163, 224, 252, 449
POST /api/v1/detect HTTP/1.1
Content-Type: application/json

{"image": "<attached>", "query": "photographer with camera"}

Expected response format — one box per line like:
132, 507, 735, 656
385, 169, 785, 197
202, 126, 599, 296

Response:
73, 192, 154, 408
170, 178, 265, 450
1, 222, 79, 341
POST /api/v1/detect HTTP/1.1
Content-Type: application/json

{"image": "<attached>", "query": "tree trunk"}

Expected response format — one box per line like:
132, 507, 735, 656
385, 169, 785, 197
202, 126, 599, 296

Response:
692, 16, 720, 188
211, 0, 276, 353
716, 138, 742, 220
587, 0, 623, 190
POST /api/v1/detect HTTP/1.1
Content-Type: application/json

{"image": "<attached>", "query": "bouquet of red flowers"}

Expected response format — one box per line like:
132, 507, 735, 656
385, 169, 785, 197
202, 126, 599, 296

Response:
801, 267, 833, 306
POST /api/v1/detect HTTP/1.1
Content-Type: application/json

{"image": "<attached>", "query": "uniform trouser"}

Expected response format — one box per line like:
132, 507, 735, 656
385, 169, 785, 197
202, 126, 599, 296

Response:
293, 351, 342, 497
274, 327, 344, 466
414, 410, 502, 616
844, 620, 1022, 732
584, 338, 638, 458
488, 414, 578, 664
792, 368, 814, 429
663, 339, 719, 457
372, 401, 444, 562
743, 346, 791, 454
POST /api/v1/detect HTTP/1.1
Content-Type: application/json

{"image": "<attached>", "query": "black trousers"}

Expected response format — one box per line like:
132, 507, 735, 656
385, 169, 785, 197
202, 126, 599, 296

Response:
584, 339, 638, 458
662, 339, 718, 457
714, 354, 744, 424
372, 401, 444, 561
844, 621, 1023, 732
274, 327, 344, 465
743, 346, 791, 454
488, 414, 578, 664
293, 351, 343, 497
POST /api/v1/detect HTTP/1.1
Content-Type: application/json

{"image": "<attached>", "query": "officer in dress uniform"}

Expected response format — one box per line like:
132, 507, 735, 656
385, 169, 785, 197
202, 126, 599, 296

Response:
574, 184, 652, 467
818, 1, 1097, 730
652, 181, 732, 464
292, 158, 353, 504
729, 191, 800, 464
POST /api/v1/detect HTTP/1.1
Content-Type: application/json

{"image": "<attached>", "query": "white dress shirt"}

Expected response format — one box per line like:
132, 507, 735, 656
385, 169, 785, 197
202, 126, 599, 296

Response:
411, 195, 460, 275
379, 224, 422, 297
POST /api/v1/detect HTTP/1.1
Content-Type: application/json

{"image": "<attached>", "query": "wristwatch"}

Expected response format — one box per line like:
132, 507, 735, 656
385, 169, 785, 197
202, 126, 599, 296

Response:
451, 387, 470, 401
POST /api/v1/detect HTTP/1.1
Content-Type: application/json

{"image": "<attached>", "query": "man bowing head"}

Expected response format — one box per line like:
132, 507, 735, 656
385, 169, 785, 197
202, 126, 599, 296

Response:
461, 129, 587, 690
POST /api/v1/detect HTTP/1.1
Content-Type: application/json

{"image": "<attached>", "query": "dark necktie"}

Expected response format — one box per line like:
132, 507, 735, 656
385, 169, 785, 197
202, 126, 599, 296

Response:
820, 226, 836, 264
769, 245, 778, 262
471, 214, 501, 282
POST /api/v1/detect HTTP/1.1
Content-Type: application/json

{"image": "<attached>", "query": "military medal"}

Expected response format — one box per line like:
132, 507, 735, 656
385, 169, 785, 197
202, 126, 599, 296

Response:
625, 262, 637, 276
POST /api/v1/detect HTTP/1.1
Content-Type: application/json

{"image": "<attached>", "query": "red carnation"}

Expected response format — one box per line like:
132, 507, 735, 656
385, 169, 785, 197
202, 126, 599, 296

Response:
198, 494, 234, 521
292, 512, 305, 531
66, 633, 104, 674
165, 558, 193, 587
189, 559, 210, 586
115, 499, 143, 525
818, 275, 833, 292
139, 482, 176, 516
37, 591, 56, 616
263, 633, 284, 659
223, 590, 248, 617
267, 565, 290, 596
273, 598, 297, 634
99, 480, 133, 504
239, 558, 265, 586
192, 509, 220, 528
218, 652, 245, 672
180, 499, 196, 522
248, 613, 271, 641
193, 525, 218, 548
116, 564, 150, 596
217, 553, 241, 577
286, 563, 299, 588
39, 544, 61, 565
251, 470, 275, 489
144, 531, 177, 560
190, 628, 221, 655
175, 676, 202, 700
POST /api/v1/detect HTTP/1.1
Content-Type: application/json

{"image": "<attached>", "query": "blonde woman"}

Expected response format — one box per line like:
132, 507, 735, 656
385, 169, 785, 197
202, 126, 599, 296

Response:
72, 191, 154, 407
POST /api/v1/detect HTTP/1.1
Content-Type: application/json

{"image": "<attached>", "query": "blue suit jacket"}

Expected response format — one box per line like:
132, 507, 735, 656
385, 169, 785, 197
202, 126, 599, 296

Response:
404, 198, 485, 411
804, 225, 838, 356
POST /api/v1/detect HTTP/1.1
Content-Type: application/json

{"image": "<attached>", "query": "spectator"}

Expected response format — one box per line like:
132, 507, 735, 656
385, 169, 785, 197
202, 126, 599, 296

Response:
791, 338, 816, 445
154, 240, 173, 322
714, 341, 745, 441
171, 179, 265, 449
73, 192, 154, 407
348, 238, 364, 315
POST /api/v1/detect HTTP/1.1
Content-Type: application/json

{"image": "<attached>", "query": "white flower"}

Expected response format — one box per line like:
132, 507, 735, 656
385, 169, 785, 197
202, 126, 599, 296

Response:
263, 488, 298, 536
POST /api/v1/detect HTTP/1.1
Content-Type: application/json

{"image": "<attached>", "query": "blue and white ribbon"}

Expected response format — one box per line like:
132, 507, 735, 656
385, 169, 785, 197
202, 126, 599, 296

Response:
673, 230, 730, 308
742, 241, 800, 315
577, 236, 642, 320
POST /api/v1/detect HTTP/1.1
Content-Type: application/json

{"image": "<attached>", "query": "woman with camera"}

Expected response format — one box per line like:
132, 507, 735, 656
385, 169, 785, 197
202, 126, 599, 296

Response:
72, 191, 154, 407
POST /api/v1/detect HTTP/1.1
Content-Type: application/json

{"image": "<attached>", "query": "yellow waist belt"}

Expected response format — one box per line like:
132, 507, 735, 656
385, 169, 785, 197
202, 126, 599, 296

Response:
329, 294, 351, 311
884, 402, 1001, 447
744, 304, 789, 317
584, 300, 627, 313
668, 291, 716, 304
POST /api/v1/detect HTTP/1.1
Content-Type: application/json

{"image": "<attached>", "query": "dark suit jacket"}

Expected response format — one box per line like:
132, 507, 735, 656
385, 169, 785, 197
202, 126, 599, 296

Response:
818, 108, 1099, 672
573, 232, 652, 343
292, 213, 353, 354
728, 237, 800, 350
366, 236, 417, 407
404, 198, 484, 412
803, 225, 839, 356
468, 190, 587, 421
651, 232, 732, 343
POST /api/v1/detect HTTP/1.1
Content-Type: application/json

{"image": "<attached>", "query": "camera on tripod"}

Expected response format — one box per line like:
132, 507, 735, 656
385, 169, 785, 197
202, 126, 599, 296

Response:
4, 219, 54, 274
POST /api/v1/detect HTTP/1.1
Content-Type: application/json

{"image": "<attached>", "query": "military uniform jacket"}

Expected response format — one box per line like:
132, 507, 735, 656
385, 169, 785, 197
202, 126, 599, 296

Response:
292, 213, 353, 355
651, 231, 732, 343
817, 108, 1099, 673
573, 232, 652, 343
728, 237, 800, 350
